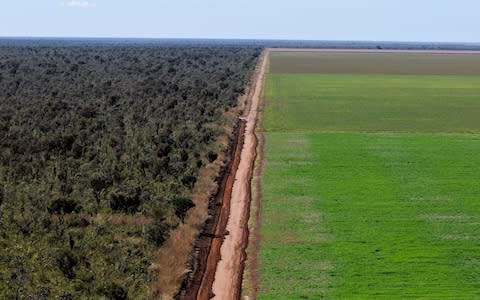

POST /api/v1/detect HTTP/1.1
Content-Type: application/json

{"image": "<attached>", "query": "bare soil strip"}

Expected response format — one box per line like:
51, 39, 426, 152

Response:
211, 51, 268, 299
180, 120, 246, 300
179, 51, 267, 300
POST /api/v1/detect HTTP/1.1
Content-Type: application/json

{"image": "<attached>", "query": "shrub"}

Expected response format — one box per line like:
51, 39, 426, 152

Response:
172, 197, 195, 222
109, 186, 141, 214
146, 220, 172, 247
56, 250, 78, 279
207, 150, 218, 163
99, 283, 128, 300
90, 173, 112, 193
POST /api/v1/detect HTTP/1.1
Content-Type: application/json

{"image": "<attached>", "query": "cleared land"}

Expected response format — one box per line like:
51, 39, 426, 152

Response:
269, 50, 480, 75
265, 74, 480, 133
212, 50, 267, 300
259, 50, 480, 299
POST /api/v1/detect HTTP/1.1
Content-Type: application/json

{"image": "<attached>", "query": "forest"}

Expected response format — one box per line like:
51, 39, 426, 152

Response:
0, 43, 260, 299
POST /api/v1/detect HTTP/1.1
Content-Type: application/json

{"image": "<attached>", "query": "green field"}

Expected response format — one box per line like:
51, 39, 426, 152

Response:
269, 51, 480, 75
259, 51, 480, 299
265, 74, 480, 133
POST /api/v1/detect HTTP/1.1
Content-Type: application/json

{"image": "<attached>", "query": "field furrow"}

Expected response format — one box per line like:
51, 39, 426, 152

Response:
257, 50, 480, 299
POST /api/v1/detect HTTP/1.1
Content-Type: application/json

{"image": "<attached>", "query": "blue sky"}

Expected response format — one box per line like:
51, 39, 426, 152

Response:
1, 0, 479, 42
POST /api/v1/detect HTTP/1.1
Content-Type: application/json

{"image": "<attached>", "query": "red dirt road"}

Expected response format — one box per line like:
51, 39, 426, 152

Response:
211, 51, 267, 299
180, 51, 267, 300
180, 119, 245, 300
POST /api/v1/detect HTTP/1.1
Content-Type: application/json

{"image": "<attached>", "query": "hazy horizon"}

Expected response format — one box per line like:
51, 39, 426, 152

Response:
1, 36, 480, 45
2, 0, 480, 43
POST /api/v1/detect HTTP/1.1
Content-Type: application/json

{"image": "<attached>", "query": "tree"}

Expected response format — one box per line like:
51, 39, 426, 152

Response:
109, 186, 141, 214
48, 198, 81, 214
173, 197, 195, 222
56, 250, 78, 279
90, 173, 112, 203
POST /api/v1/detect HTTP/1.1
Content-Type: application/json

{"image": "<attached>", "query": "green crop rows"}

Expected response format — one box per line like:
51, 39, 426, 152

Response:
258, 51, 480, 299
264, 74, 480, 133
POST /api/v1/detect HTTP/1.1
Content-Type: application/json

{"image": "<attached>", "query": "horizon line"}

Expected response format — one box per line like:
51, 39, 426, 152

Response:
1, 35, 480, 45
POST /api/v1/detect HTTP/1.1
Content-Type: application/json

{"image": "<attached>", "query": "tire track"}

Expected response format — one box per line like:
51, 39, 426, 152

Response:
211, 51, 267, 300
180, 50, 267, 300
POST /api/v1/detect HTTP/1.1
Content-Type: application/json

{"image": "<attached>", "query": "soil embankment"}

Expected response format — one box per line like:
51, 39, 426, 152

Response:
180, 119, 246, 300
211, 51, 268, 299
179, 51, 267, 300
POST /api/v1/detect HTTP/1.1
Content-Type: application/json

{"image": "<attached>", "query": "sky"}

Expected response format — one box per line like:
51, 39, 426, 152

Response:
1, 0, 480, 42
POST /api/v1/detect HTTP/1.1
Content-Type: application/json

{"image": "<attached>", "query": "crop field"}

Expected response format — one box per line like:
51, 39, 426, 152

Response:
264, 74, 480, 133
269, 51, 480, 75
258, 50, 480, 299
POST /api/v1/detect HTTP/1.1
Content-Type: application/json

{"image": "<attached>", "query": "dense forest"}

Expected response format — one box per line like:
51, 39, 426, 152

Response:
0, 44, 260, 299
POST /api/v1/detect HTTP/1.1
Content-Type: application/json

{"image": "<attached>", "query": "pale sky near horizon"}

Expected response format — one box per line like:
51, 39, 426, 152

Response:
1, 0, 479, 43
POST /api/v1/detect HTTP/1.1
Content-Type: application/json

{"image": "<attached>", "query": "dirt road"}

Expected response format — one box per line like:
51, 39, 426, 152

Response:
211, 51, 268, 299
179, 51, 267, 300
180, 119, 245, 300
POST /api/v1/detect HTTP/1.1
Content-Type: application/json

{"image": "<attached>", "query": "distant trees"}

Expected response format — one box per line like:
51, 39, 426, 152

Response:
0, 44, 260, 298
